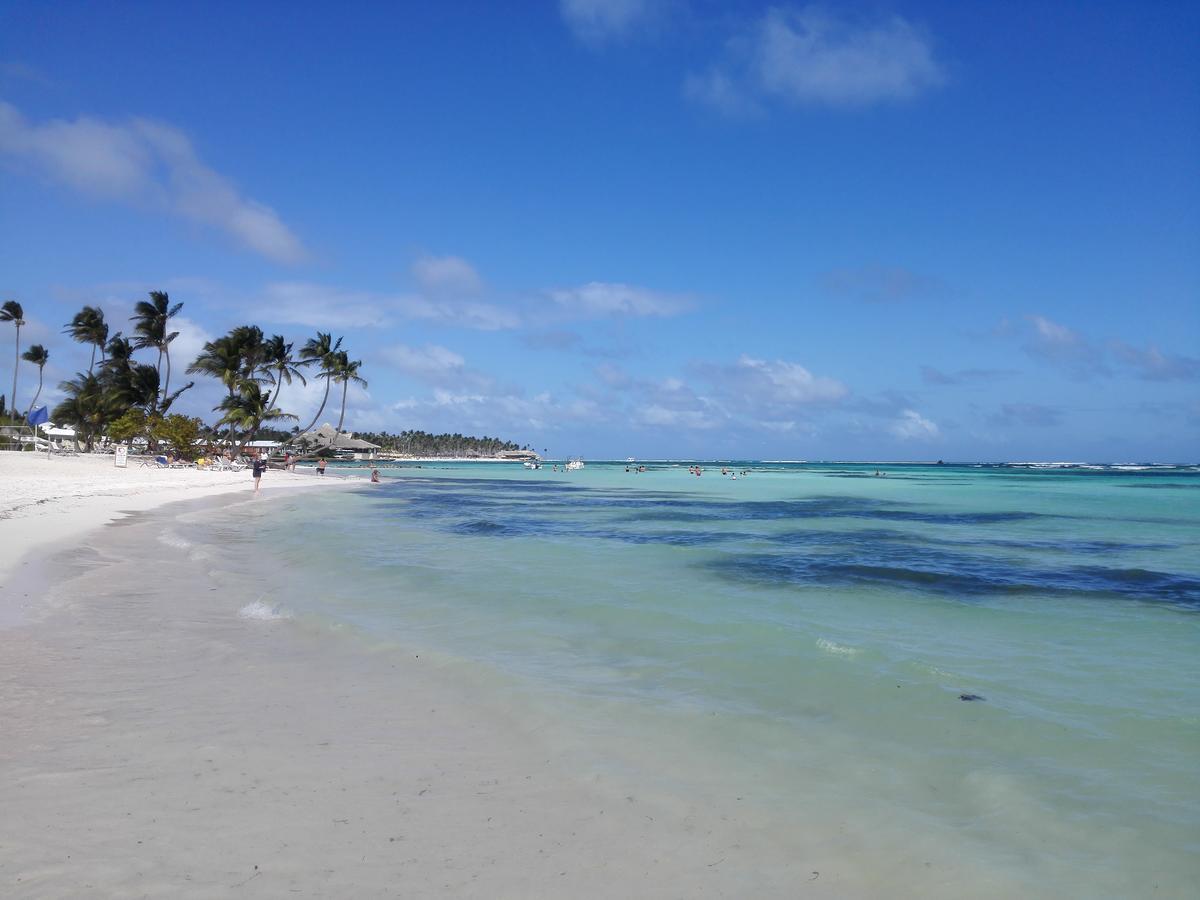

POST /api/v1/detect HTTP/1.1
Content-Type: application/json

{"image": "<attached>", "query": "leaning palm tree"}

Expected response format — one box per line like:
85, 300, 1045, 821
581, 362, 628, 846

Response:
21, 344, 49, 415
331, 352, 367, 436
296, 332, 343, 434
63, 306, 109, 373
187, 335, 246, 398
130, 290, 182, 410
216, 381, 297, 455
260, 334, 306, 416
2, 300, 25, 421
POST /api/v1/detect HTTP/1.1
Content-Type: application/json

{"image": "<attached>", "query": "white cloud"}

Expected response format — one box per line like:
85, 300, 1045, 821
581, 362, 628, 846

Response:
634, 404, 720, 429
0, 100, 306, 263
411, 254, 484, 297
260, 283, 392, 329
258, 282, 519, 331
889, 409, 940, 440
166, 316, 213, 386
548, 281, 691, 318
401, 296, 520, 331
560, 0, 660, 43
391, 386, 601, 437
688, 6, 943, 114
379, 343, 495, 392
722, 355, 848, 405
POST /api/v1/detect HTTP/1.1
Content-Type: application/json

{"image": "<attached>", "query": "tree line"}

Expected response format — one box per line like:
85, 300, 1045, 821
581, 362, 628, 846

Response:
4, 293, 526, 460
355, 430, 528, 458
1, 293, 366, 458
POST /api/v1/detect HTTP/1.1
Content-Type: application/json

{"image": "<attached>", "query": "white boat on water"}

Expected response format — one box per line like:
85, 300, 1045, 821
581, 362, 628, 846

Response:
565, 458, 584, 471
523, 460, 541, 469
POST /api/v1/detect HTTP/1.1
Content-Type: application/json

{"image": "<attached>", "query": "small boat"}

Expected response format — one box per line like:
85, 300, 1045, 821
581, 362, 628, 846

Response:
565, 457, 584, 471
523, 460, 541, 469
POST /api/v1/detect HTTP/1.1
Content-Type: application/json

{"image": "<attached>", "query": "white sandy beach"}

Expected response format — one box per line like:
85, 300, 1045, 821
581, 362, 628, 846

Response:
0, 453, 354, 590
0, 453, 850, 898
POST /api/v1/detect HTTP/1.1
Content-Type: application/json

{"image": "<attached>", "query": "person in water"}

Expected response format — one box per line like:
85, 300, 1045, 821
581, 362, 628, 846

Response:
370, 468, 381, 483
317, 458, 327, 475
252, 454, 266, 494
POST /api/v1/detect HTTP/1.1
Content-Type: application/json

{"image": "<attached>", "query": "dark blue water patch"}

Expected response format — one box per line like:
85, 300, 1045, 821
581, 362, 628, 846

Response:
615, 496, 1048, 526
1120, 483, 1200, 490
769, 528, 1177, 555
705, 549, 1200, 609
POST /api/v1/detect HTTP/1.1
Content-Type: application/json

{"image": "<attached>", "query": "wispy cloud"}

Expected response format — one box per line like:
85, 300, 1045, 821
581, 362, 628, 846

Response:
258, 281, 519, 332
989, 403, 1062, 428
1109, 341, 1200, 382
381, 344, 470, 383
1022, 315, 1110, 379
411, 254, 485, 298
259, 283, 393, 329
548, 281, 692, 318
379, 343, 496, 393
820, 265, 946, 303
521, 329, 584, 351
920, 365, 1017, 386
560, 0, 665, 44
687, 6, 944, 115
995, 315, 1199, 384
888, 408, 940, 440
0, 100, 307, 264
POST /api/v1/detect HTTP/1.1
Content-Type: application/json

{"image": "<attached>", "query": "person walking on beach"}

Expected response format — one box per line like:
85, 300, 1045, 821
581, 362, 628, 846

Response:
317, 457, 327, 476
252, 454, 266, 494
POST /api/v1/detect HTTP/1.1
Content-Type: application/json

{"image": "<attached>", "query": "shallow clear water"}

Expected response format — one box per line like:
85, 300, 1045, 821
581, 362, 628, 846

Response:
181, 461, 1200, 896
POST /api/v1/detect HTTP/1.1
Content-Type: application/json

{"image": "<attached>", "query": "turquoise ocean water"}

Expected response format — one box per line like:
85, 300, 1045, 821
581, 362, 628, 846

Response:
177, 461, 1199, 895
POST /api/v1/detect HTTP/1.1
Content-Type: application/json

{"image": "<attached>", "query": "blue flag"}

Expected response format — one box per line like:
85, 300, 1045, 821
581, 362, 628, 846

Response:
28, 405, 49, 427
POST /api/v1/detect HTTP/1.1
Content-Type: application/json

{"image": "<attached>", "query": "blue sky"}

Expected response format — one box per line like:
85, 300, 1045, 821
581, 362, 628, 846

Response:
1, 0, 1197, 460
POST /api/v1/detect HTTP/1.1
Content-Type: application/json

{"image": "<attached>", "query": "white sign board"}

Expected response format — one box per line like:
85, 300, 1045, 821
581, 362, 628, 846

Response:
115, 446, 128, 468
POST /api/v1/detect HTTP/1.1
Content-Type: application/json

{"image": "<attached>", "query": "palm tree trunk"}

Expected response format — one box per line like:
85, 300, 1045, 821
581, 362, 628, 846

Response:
336, 379, 349, 434
25, 368, 43, 417
11, 324, 19, 420
299, 376, 332, 435
88, 344, 96, 375
163, 346, 172, 403
263, 366, 282, 417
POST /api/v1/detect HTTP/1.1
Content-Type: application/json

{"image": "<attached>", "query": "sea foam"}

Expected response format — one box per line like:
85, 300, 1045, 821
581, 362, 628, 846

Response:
816, 637, 860, 657
238, 600, 292, 621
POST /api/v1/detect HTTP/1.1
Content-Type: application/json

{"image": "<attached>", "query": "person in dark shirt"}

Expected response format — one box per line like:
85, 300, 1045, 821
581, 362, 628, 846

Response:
252, 455, 266, 493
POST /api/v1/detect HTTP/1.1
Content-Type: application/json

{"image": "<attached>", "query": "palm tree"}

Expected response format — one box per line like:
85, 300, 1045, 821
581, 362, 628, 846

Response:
52, 372, 121, 451
187, 334, 247, 398
2, 300, 25, 421
216, 381, 297, 455
130, 291, 182, 409
63, 306, 109, 373
296, 332, 343, 434
21, 344, 48, 415
260, 334, 306, 416
227, 325, 266, 383
102, 332, 134, 370
331, 352, 367, 435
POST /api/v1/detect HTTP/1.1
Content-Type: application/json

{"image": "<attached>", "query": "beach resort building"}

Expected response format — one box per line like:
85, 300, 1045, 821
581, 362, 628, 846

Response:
292, 423, 381, 460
